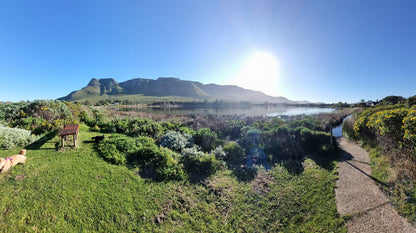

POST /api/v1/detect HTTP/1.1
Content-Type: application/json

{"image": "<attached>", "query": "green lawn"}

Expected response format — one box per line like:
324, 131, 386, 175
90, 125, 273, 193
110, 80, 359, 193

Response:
0, 129, 346, 232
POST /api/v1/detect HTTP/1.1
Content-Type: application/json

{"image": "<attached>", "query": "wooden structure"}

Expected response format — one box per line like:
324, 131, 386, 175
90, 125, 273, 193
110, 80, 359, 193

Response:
59, 124, 79, 148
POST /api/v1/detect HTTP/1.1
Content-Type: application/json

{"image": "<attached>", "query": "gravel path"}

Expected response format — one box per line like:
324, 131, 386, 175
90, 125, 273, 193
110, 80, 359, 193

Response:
336, 137, 416, 233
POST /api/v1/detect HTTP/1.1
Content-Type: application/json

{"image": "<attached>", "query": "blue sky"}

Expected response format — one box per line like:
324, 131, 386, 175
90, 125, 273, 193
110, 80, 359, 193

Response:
0, 0, 415, 103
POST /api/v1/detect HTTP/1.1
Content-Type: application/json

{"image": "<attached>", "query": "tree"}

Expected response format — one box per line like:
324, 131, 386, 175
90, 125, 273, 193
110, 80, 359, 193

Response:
381, 95, 406, 105
407, 95, 416, 107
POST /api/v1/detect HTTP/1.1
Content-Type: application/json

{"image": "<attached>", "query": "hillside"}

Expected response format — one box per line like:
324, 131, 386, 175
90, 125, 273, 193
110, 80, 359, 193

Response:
58, 77, 299, 104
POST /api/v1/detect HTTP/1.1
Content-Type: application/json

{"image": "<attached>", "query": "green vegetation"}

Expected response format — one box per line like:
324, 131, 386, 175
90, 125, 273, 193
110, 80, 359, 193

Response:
349, 100, 416, 223
0, 100, 347, 232
0, 125, 39, 150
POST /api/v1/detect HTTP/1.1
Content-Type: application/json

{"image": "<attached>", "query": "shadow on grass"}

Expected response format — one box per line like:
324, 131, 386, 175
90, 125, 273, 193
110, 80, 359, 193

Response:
231, 166, 257, 182
26, 131, 58, 150
281, 159, 304, 175
308, 150, 339, 171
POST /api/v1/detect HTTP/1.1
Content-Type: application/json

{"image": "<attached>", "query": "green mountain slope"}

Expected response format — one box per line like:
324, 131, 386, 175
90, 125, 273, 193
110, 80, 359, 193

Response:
58, 77, 299, 104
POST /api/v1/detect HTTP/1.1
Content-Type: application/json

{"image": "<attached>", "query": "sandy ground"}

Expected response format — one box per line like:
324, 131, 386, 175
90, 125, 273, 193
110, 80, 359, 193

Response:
336, 137, 416, 233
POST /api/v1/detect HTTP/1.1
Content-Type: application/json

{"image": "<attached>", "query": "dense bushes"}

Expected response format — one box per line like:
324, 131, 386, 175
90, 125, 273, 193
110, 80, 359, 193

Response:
0, 125, 39, 150
352, 104, 416, 221
98, 135, 185, 181
81, 113, 182, 139
89, 107, 343, 181
1, 100, 80, 135
96, 134, 224, 182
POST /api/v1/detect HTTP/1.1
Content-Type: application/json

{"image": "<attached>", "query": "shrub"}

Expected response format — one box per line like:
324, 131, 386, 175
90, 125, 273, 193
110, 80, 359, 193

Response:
129, 118, 164, 138
407, 95, 416, 107
4, 100, 80, 134
223, 142, 245, 164
211, 146, 226, 160
403, 109, 416, 141
241, 129, 261, 150
193, 128, 218, 152
381, 95, 406, 105
224, 120, 246, 140
366, 108, 409, 141
160, 131, 192, 152
0, 125, 38, 150
181, 147, 222, 178
154, 147, 186, 181
98, 135, 138, 165
294, 126, 314, 150
342, 116, 357, 140
128, 140, 185, 181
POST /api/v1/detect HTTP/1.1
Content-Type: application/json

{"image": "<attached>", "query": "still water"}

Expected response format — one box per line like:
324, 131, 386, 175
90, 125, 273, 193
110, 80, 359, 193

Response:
332, 115, 352, 137
113, 105, 335, 117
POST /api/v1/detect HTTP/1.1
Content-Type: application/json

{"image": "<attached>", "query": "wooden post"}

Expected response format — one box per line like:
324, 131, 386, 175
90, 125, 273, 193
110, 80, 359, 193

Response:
61, 136, 65, 149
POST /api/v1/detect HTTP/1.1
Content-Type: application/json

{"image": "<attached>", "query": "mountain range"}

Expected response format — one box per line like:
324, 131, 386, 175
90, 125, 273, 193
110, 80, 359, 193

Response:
59, 77, 304, 104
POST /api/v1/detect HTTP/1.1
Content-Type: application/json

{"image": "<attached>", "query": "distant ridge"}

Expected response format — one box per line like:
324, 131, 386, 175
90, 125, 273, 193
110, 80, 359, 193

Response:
58, 77, 301, 104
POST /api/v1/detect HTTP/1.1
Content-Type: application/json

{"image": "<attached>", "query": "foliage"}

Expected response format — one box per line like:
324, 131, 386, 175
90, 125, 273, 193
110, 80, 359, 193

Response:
193, 128, 219, 152
0, 101, 30, 122
210, 146, 226, 160
223, 141, 245, 164
0, 125, 39, 150
381, 95, 406, 105
181, 147, 222, 179
366, 108, 409, 140
160, 131, 192, 152
407, 95, 416, 107
224, 120, 246, 140
97, 135, 139, 165
342, 115, 357, 140
2, 100, 80, 135
96, 135, 185, 181
352, 103, 416, 222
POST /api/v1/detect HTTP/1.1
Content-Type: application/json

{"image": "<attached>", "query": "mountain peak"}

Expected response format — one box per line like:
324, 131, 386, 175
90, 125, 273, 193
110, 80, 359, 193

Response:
87, 78, 100, 87
59, 77, 297, 104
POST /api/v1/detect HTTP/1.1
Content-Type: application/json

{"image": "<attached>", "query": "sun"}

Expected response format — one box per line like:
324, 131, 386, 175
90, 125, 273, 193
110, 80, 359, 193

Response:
233, 51, 280, 96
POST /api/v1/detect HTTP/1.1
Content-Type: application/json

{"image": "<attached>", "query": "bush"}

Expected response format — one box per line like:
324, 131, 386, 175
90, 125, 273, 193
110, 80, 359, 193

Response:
98, 135, 138, 165
211, 146, 226, 160
223, 142, 245, 164
128, 139, 185, 181
224, 120, 246, 140
342, 116, 357, 140
181, 147, 222, 178
0, 125, 39, 150
160, 131, 192, 152
193, 128, 218, 152
98, 135, 185, 181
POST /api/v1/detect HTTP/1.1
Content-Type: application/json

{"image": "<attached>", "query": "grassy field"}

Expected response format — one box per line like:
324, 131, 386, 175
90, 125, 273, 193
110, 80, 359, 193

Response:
0, 127, 346, 232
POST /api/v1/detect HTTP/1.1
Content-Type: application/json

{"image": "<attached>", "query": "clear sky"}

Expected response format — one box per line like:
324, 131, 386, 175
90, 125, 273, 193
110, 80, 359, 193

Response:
1, 0, 415, 103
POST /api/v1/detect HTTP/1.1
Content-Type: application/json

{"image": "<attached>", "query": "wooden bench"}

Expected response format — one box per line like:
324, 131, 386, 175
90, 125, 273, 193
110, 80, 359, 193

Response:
59, 124, 79, 148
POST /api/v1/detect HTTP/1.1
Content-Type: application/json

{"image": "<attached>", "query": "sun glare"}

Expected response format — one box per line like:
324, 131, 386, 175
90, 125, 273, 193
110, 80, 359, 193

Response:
234, 51, 280, 96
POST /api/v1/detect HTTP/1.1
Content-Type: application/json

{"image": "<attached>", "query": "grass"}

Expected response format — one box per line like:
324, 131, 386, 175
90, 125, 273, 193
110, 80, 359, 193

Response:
0, 128, 347, 232
365, 145, 416, 224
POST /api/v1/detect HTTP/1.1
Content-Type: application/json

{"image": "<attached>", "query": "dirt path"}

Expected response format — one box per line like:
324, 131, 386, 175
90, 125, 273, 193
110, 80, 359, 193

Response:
336, 137, 416, 233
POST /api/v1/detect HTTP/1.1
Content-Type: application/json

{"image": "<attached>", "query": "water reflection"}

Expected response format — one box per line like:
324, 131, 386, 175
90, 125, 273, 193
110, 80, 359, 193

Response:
113, 105, 335, 117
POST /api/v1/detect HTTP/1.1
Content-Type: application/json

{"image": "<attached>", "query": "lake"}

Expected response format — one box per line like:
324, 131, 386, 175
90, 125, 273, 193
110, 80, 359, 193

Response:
112, 105, 335, 117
